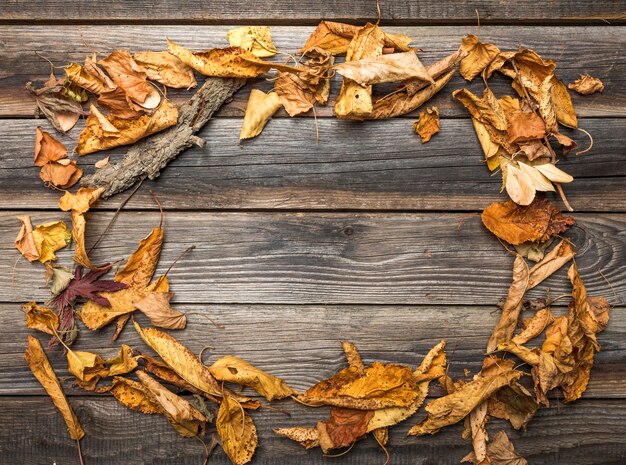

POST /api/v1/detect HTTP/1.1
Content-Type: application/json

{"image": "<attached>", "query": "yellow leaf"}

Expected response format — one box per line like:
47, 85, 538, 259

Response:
134, 291, 187, 330
533, 162, 573, 183
24, 335, 84, 440
77, 100, 178, 155
227, 26, 277, 58
459, 34, 500, 81
133, 51, 197, 89
78, 286, 147, 330
453, 87, 508, 131
217, 394, 258, 465
64, 61, 116, 95
208, 355, 295, 400
67, 349, 107, 383
333, 51, 433, 86
32, 221, 71, 263
568, 74, 604, 96
551, 76, 578, 127
167, 38, 300, 78
239, 89, 282, 140
110, 376, 162, 414
22, 301, 59, 336
115, 226, 164, 288
105, 344, 139, 376
413, 106, 440, 143
274, 426, 320, 449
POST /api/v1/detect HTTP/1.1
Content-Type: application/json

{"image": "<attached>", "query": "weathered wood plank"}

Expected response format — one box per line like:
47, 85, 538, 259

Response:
2, 396, 624, 464
1, 25, 623, 118
2, 211, 624, 305
0, 118, 623, 211
1, 1, 624, 23
2, 304, 623, 397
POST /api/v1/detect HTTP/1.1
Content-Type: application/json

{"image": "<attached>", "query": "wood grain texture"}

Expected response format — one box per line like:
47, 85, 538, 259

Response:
1, 118, 624, 211
1, 1, 625, 23
2, 211, 624, 305
2, 304, 624, 397
1, 397, 625, 465
1, 25, 623, 118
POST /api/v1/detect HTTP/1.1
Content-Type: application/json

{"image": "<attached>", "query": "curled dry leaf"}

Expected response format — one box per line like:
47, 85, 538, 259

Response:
15, 216, 71, 263
111, 376, 162, 414
527, 239, 575, 289
208, 355, 295, 401
67, 349, 108, 390
512, 307, 555, 345
167, 38, 300, 78
23, 302, 59, 335
317, 408, 373, 453
40, 160, 83, 189
551, 76, 578, 128
217, 394, 258, 465
116, 225, 164, 289
459, 34, 501, 81
77, 100, 178, 155
568, 74, 604, 95
333, 51, 433, 86
487, 382, 538, 430
226, 26, 277, 58
134, 291, 187, 330
463, 430, 528, 465
26, 80, 83, 133
506, 110, 546, 144
133, 51, 198, 89
97, 87, 147, 120
481, 197, 575, 245
24, 335, 84, 440
98, 50, 160, 107
239, 89, 282, 140
465, 401, 489, 464
58, 187, 104, 269
274, 427, 320, 449
106, 344, 139, 376
413, 106, 440, 143
34, 127, 67, 166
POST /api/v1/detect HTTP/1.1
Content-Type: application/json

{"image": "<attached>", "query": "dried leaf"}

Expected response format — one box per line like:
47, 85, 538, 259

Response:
65, 56, 116, 95
34, 127, 67, 166
58, 187, 104, 270
533, 162, 573, 184
67, 349, 108, 390
506, 110, 546, 144
463, 430, 527, 465
512, 307, 555, 345
106, 344, 139, 376
466, 401, 489, 463
46, 264, 73, 294
133, 51, 197, 89
208, 355, 295, 400
487, 382, 538, 430
472, 118, 500, 160
568, 74, 604, 95
453, 87, 508, 131
481, 198, 575, 245
226, 26, 277, 58
116, 226, 164, 288
413, 106, 440, 143
527, 239, 576, 289
97, 87, 147, 119
134, 292, 187, 330
23, 302, 59, 335
504, 163, 536, 206
217, 394, 258, 465
31, 220, 72, 262
518, 162, 555, 193
274, 427, 319, 449
167, 38, 300, 78
24, 335, 84, 440
334, 51, 433, 86
40, 160, 83, 189
459, 34, 500, 81
239, 89, 282, 140
551, 77, 578, 128
110, 376, 162, 414
317, 408, 373, 453
77, 100, 178, 155
26, 81, 83, 133
15, 215, 41, 261
98, 50, 159, 106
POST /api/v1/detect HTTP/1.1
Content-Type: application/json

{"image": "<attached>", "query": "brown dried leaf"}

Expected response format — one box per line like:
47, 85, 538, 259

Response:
110, 376, 162, 414
97, 87, 147, 119
334, 51, 433, 86
217, 394, 258, 465
512, 307, 555, 345
116, 226, 164, 288
40, 160, 83, 189
487, 383, 538, 430
463, 430, 527, 465
23, 302, 59, 335
551, 77, 578, 128
26, 81, 83, 133
133, 51, 197, 89
481, 198, 575, 245
506, 110, 546, 144
459, 34, 500, 81
527, 239, 576, 289
317, 408, 373, 453
568, 74, 604, 95
98, 50, 158, 106
167, 38, 300, 78
34, 127, 67, 166
413, 106, 440, 143
134, 292, 187, 330
77, 101, 178, 155
24, 335, 84, 440
239, 89, 282, 140
15, 215, 41, 261
453, 87, 508, 131
273, 427, 320, 449
226, 26, 277, 58
65, 55, 116, 95
208, 355, 295, 401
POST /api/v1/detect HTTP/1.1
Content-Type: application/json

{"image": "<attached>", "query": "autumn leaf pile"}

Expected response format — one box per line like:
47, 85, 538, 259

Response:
15, 19, 610, 465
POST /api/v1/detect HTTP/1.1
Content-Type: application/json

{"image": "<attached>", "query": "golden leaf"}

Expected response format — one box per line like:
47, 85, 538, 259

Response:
105, 344, 139, 376
133, 51, 197, 89
512, 307, 555, 345
453, 87, 508, 131
31, 221, 72, 262
167, 38, 300, 78
471, 118, 500, 160
506, 110, 546, 144
65, 55, 116, 95
34, 127, 67, 167
274, 427, 320, 449
226, 26, 277, 58
24, 335, 85, 440
110, 376, 162, 414
208, 355, 295, 400
551, 77, 578, 128
77, 100, 178, 155
568, 74, 604, 95
413, 106, 440, 143
96, 87, 146, 120
239, 89, 282, 140
67, 349, 107, 384
134, 291, 187, 330
459, 34, 500, 81
23, 302, 59, 335
217, 394, 258, 465
334, 51, 433, 86
116, 226, 164, 288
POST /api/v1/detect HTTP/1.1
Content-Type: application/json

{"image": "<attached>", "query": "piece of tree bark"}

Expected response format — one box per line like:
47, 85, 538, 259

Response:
81, 77, 246, 198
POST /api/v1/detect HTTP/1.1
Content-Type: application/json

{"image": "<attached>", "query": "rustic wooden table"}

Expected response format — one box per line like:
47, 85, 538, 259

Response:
1, 2, 625, 464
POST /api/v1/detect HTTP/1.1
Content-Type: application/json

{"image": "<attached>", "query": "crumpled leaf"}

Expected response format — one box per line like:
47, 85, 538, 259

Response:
67, 349, 108, 388
134, 291, 187, 329
459, 34, 500, 81
39, 160, 83, 189
76, 100, 178, 155
481, 197, 575, 245
137, 370, 207, 437
116, 225, 164, 288
454, 87, 508, 131
506, 110, 546, 144
97, 87, 147, 119
226, 26, 277, 58
133, 51, 197, 89
15, 215, 41, 261
139, 352, 209, 398
45, 264, 74, 295
487, 382, 538, 430
464, 401, 489, 463
34, 127, 67, 166
106, 344, 139, 376
334, 23, 385, 119
317, 408, 373, 453
24, 335, 84, 440
26, 80, 83, 133
217, 394, 258, 465
413, 106, 440, 143
208, 355, 295, 401
110, 376, 162, 414
239, 89, 282, 140
333, 51, 433, 86
167, 38, 300, 78
512, 307, 555, 345
31, 220, 72, 263
58, 187, 104, 269
65, 54, 116, 95
299, 21, 412, 56
50, 263, 128, 311
568, 74, 604, 95
527, 239, 576, 288
463, 430, 527, 465
98, 50, 160, 107
23, 302, 59, 335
